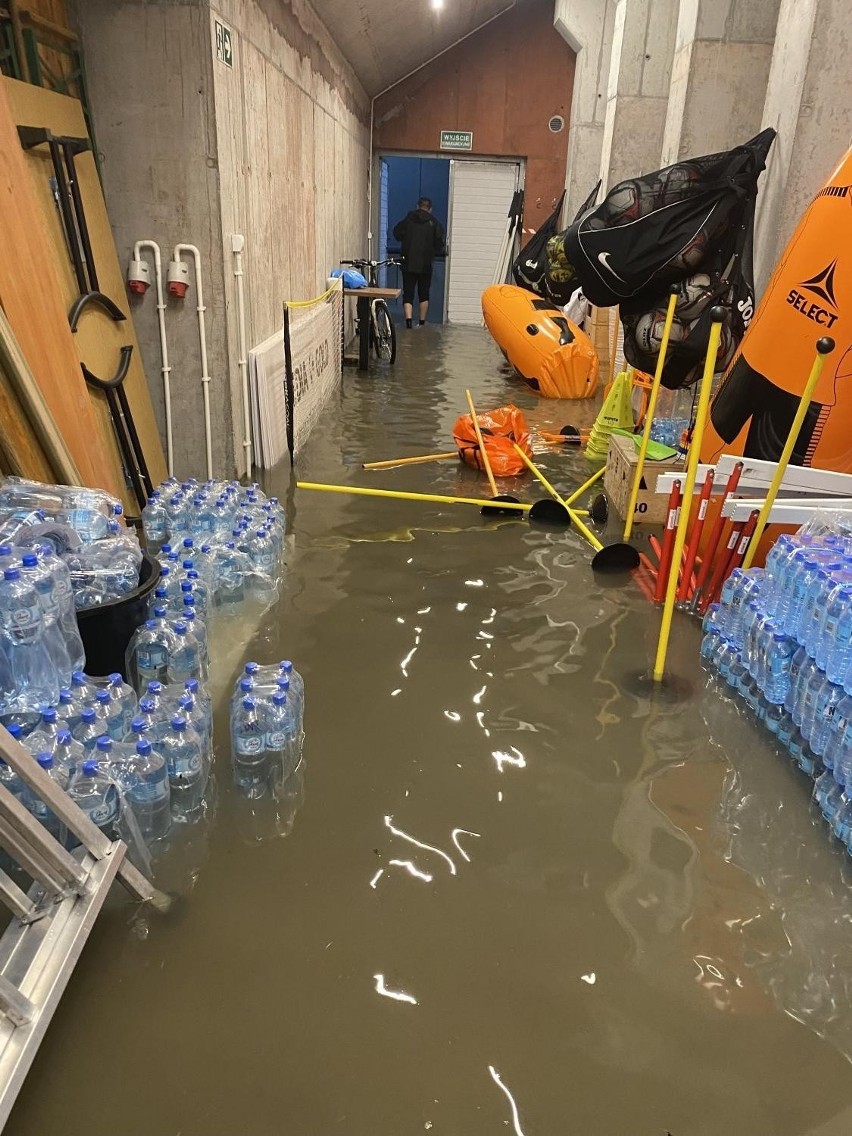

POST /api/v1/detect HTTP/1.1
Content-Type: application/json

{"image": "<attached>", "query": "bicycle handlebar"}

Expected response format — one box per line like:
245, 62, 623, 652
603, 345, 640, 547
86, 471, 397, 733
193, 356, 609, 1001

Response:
340, 258, 401, 268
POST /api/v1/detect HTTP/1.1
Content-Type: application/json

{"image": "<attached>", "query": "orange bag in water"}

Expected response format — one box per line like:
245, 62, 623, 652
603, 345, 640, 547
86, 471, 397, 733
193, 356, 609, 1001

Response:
453, 404, 532, 477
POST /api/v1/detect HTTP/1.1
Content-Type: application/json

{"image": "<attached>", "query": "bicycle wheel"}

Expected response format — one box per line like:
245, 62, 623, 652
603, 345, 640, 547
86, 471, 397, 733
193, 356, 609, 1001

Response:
373, 302, 397, 364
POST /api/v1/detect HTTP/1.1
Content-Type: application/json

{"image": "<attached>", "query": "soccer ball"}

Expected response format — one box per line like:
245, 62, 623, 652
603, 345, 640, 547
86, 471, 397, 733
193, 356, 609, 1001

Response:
672, 230, 709, 272
605, 181, 643, 226
656, 164, 701, 208
676, 273, 713, 320
634, 310, 688, 355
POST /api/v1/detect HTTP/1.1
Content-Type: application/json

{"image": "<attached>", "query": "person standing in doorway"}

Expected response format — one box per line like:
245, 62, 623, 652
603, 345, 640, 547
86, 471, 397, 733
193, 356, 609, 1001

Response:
393, 197, 445, 328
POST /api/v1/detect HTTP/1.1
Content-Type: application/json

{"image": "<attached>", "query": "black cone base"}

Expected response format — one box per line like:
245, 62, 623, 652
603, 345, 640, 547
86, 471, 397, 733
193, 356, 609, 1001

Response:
481, 493, 523, 517
528, 498, 571, 526
591, 543, 640, 574
589, 493, 608, 525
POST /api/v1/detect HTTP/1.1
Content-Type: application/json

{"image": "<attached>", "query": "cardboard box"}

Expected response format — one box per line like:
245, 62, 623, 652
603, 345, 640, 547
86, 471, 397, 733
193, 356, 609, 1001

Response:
603, 433, 683, 525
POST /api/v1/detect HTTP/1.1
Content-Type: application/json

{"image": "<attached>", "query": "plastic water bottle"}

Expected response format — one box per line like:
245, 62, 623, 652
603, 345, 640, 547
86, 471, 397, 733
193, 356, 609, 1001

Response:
180, 579, 209, 621
181, 601, 208, 675
740, 601, 762, 678
231, 696, 266, 796
156, 565, 185, 610
761, 627, 795, 704
160, 716, 206, 816
142, 492, 169, 549
174, 692, 211, 753
104, 673, 136, 736
126, 617, 178, 695
762, 535, 796, 616
21, 753, 69, 839
124, 738, 171, 841
167, 620, 202, 684
215, 542, 248, 605
67, 758, 120, 837
795, 558, 842, 643
265, 690, 300, 780
165, 678, 211, 737
827, 595, 852, 687
91, 688, 125, 741
792, 656, 818, 728
0, 566, 58, 712
72, 706, 107, 752
798, 663, 826, 742
27, 547, 84, 673
166, 495, 190, 538
810, 677, 845, 757
53, 728, 85, 775
718, 569, 745, 643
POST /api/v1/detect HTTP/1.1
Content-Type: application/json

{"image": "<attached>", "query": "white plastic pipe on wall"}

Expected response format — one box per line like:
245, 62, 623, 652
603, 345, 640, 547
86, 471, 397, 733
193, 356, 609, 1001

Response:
173, 244, 213, 479
231, 234, 252, 477
133, 240, 174, 477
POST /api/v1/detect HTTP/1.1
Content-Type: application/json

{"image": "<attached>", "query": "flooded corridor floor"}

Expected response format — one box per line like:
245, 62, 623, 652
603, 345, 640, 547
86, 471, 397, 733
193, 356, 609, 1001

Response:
9, 326, 852, 1136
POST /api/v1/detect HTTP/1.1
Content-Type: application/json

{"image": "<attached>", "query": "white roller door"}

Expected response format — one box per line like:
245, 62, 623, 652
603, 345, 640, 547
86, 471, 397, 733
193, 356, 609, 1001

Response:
446, 160, 520, 325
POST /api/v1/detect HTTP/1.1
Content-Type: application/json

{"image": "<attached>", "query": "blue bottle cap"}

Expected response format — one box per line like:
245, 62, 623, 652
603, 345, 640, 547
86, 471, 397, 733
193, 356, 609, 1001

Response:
242, 697, 255, 711
167, 553, 179, 562
95, 690, 111, 704
144, 620, 157, 630
275, 677, 290, 691
130, 717, 146, 733
41, 707, 57, 724
201, 545, 212, 554
181, 581, 193, 592
72, 670, 87, 685
139, 698, 156, 714
173, 621, 187, 634
5, 723, 21, 739
160, 566, 170, 577
3, 568, 20, 580
225, 542, 235, 550
273, 691, 287, 706
36, 753, 53, 769
279, 661, 293, 674
240, 678, 253, 692
81, 760, 99, 776
187, 570, 200, 581
21, 552, 37, 567
183, 538, 194, 548
245, 662, 259, 674
153, 606, 168, 619
185, 679, 199, 694
179, 695, 195, 711
171, 716, 187, 731
161, 544, 172, 553
80, 708, 96, 723
108, 673, 123, 686
57, 729, 72, 744
0, 544, 12, 555
96, 736, 112, 752
58, 688, 73, 704
135, 739, 152, 756
147, 681, 163, 695
183, 560, 194, 570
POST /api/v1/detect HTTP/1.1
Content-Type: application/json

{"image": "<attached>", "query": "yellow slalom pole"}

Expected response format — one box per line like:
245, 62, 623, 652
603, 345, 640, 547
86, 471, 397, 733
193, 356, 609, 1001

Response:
511, 445, 604, 552
296, 480, 532, 512
464, 389, 499, 497
623, 286, 680, 541
565, 464, 605, 506
363, 451, 457, 470
652, 309, 724, 682
741, 336, 836, 570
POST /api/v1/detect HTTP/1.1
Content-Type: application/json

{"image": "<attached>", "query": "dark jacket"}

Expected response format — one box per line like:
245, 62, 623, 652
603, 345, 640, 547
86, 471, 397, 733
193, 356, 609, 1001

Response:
392, 209, 444, 274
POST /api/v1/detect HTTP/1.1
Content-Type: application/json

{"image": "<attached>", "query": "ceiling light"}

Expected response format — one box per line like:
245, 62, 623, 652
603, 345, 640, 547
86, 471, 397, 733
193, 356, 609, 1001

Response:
431, 0, 444, 9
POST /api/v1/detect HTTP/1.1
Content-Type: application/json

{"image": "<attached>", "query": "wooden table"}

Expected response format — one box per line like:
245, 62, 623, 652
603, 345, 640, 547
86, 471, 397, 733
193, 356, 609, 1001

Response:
343, 286, 401, 371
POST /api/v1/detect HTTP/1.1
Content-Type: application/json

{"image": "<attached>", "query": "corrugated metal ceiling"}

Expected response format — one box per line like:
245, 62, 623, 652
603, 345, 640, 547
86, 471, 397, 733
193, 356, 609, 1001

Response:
311, 0, 519, 97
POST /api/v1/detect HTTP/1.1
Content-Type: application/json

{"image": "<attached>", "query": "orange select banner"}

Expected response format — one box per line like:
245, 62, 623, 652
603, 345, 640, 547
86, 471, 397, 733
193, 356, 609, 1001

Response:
702, 147, 852, 472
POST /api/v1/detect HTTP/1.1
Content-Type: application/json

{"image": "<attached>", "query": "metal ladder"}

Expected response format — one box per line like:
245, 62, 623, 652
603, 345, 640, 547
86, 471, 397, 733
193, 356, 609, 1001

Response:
0, 728, 166, 1129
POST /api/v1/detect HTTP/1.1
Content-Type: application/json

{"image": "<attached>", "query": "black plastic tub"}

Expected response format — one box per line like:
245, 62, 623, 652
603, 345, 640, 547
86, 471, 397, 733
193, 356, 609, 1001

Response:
75, 551, 160, 679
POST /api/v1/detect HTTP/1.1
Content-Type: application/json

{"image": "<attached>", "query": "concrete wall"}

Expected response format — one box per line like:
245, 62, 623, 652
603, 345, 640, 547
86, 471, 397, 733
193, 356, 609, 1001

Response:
75, 0, 229, 482
209, 0, 369, 472
373, 0, 575, 232
74, 0, 369, 480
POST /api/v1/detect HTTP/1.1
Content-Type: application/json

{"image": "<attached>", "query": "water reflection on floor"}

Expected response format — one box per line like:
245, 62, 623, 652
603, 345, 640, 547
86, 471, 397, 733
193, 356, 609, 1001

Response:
8, 325, 852, 1136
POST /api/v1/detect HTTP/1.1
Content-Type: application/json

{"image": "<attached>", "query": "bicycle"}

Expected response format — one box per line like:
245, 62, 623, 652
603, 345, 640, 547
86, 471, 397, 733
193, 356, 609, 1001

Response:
340, 258, 400, 364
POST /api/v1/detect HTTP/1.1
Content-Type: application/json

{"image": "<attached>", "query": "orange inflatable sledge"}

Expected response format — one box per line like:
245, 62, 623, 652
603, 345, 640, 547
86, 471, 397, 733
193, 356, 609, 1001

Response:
482, 284, 599, 399
702, 145, 852, 471
453, 404, 532, 477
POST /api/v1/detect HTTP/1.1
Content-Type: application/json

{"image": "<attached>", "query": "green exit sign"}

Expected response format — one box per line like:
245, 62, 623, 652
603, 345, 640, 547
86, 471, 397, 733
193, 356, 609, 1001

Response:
440, 130, 473, 151
215, 19, 233, 67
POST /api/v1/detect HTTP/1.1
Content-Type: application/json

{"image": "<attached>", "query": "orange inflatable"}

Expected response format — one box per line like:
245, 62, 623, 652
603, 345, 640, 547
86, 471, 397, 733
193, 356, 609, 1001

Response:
453, 404, 531, 477
702, 147, 852, 471
482, 284, 599, 399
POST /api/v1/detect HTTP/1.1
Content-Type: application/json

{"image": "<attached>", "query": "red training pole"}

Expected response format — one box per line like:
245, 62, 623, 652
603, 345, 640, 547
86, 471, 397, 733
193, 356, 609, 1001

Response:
654, 479, 682, 604
692, 461, 744, 606
699, 519, 743, 615
677, 468, 715, 603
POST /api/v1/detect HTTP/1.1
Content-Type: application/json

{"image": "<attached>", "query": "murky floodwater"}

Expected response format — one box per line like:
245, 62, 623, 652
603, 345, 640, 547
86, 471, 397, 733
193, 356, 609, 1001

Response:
8, 326, 852, 1135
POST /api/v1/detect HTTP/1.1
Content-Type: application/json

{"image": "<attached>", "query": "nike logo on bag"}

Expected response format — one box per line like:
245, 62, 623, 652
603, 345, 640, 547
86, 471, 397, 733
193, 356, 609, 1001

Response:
597, 251, 627, 282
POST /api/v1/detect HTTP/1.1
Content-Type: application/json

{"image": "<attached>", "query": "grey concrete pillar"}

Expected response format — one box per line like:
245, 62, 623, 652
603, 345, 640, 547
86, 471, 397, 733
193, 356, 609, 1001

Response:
554, 0, 617, 219
599, 0, 678, 190
755, 0, 852, 290
661, 0, 781, 163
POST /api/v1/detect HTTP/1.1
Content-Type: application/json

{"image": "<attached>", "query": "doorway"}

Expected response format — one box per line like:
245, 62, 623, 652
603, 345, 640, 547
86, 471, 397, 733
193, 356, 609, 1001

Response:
380, 155, 450, 325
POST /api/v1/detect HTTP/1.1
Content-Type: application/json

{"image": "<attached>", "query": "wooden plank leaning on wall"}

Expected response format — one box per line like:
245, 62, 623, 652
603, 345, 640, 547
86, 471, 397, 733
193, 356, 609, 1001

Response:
0, 78, 122, 494
2, 77, 167, 499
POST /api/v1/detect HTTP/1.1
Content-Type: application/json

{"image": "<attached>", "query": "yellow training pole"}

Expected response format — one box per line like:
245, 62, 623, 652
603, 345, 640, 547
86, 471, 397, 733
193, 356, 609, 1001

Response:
741, 336, 835, 570
623, 286, 679, 541
465, 389, 499, 497
652, 311, 724, 682
565, 464, 606, 506
363, 451, 457, 470
296, 480, 532, 512
511, 445, 604, 552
